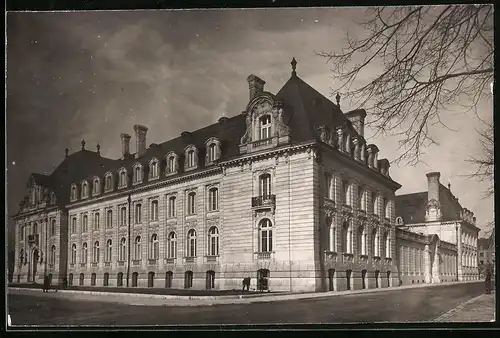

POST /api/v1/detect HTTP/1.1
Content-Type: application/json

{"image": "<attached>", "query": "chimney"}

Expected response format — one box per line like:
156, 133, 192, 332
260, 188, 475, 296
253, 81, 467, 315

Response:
366, 144, 379, 168
344, 109, 367, 137
247, 74, 266, 101
133, 124, 148, 158
120, 133, 131, 158
426, 172, 441, 203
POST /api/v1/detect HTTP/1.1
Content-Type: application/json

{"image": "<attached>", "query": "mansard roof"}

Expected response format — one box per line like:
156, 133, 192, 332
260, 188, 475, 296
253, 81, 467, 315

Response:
395, 183, 466, 224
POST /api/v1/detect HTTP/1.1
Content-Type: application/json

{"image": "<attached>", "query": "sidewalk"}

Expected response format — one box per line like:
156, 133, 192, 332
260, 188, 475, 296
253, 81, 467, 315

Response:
434, 291, 496, 322
9, 280, 483, 307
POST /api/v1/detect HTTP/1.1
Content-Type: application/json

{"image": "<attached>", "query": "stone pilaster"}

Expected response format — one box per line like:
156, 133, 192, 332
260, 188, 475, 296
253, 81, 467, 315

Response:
424, 244, 431, 283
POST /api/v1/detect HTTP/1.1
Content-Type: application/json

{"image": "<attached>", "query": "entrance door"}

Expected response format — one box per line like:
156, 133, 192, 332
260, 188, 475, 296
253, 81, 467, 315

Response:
361, 270, 367, 289
328, 269, 335, 291
346, 269, 352, 290
257, 269, 270, 290
375, 270, 380, 288
206, 270, 215, 290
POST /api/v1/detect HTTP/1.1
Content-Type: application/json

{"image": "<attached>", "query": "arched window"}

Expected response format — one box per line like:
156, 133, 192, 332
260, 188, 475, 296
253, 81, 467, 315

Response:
342, 180, 350, 205
105, 174, 113, 191
207, 143, 218, 163
187, 229, 197, 257
132, 272, 138, 287
93, 241, 100, 263
150, 234, 159, 259
106, 210, 113, 228
372, 228, 380, 257
117, 272, 123, 287
105, 239, 112, 262
82, 214, 88, 233
206, 270, 215, 290
103, 272, 109, 287
120, 207, 127, 226
259, 219, 273, 252
93, 178, 100, 195
259, 174, 271, 197
81, 181, 88, 198
50, 219, 56, 236
33, 222, 38, 235
135, 203, 142, 223
383, 197, 389, 218
168, 232, 177, 258
19, 249, 24, 265
167, 155, 175, 173
134, 165, 142, 183
187, 192, 196, 215
395, 217, 403, 226
165, 271, 173, 288
359, 226, 367, 255
134, 236, 141, 260
372, 192, 378, 215
208, 188, 218, 211
384, 232, 391, 258
79, 273, 84, 286
151, 200, 158, 221
50, 245, 56, 265
119, 170, 127, 187
119, 238, 126, 261
184, 271, 193, 289
94, 212, 100, 230
358, 188, 366, 211
324, 173, 332, 199
149, 159, 159, 179
327, 217, 335, 252
259, 115, 272, 140
187, 150, 195, 168
70, 185, 77, 201
82, 242, 88, 264
168, 196, 176, 218
342, 221, 352, 254
208, 227, 219, 256
71, 244, 77, 264
68, 273, 73, 286
50, 192, 56, 204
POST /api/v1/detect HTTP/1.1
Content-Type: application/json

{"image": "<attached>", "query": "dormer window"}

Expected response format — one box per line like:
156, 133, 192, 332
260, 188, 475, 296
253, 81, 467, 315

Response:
50, 192, 56, 205
133, 164, 143, 184
92, 177, 100, 196
118, 169, 127, 188
81, 181, 89, 199
396, 217, 403, 226
205, 138, 222, 165
260, 115, 272, 140
70, 184, 77, 201
104, 173, 113, 192
149, 158, 159, 179
184, 145, 198, 171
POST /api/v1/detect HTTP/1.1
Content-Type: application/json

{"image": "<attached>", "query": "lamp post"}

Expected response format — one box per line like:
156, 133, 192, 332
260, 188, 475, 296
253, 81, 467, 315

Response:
126, 194, 131, 287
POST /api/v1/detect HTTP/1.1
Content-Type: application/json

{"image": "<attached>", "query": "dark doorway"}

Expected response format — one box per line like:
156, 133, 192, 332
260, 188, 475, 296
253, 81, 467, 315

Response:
184, 271, 193, 289
328, 269, 335, 291
117, 272, 123, 287
148, 271, 155, 288
132, 272, 138, 287
103, 273, 109, 286
48, 273, 53, 286
17, 274, 20, 283
346, 269, 352, 290
361, 270, 367, 289
387, 271, 391, 287
91, 273, 96, 286
79, 273, 84, 286
68, 273, 73, 286
257, 269, 270, 291
375, 270, 380, 288
206, 270, 215, 290
165, 271, 173, 288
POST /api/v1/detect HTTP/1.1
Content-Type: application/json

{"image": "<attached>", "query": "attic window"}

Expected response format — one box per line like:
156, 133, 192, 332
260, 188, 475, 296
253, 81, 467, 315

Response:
50, 192, 56, 205
70, 185, 77, 201
93, 178, 100, 195
259, 115, 272, 140
105, 174, 113, 191
119, 170, 127, 188
184, 146, 198, 171
396, 217, 403, 225
81, 181, 89, 199
205, 138, 221, 165
149, 159, 159, 179
133, 164, 143, 184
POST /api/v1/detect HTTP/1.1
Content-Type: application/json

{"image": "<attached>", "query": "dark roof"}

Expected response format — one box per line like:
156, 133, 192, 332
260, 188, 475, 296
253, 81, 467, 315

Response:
478, 238, 490, 250
29, 173, 52, 187
395, 183, 464, 223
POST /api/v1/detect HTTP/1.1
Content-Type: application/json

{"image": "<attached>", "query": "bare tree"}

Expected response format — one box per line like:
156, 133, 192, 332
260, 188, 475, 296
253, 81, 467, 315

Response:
467, 123, 494, 197
318, 5, 493, 165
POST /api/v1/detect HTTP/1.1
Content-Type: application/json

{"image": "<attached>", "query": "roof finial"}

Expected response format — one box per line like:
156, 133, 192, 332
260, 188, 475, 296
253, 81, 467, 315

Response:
97, 143, 101, 155
81, 139, 86, 150
336, 92, 341, 106
291, 57, 297, 76
448, 182, 451, 191
65, 148, 69, 158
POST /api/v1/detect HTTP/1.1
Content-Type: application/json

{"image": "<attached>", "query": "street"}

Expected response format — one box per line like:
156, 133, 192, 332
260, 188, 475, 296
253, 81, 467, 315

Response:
7, 282, 489, 326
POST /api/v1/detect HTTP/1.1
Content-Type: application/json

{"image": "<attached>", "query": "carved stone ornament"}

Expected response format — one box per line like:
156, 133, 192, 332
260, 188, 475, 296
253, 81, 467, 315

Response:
240, 112, 253, 144
324, 207, 335, 218
273, 101, 290, 137
254, 209, 275, 221
207, 218, 220, 227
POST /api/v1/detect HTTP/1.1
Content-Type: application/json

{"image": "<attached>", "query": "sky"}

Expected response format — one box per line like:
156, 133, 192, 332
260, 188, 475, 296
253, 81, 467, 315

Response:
6, 8, 494, 239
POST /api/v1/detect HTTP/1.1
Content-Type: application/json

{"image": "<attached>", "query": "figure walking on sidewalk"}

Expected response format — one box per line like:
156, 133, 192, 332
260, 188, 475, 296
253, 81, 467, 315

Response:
43, 275, 49, 293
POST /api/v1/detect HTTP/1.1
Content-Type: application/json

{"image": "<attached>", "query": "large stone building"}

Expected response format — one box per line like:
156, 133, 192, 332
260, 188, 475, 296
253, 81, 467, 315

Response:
395, 172, 480, 284
12, 59, 405, 292
478, 230, 495, 274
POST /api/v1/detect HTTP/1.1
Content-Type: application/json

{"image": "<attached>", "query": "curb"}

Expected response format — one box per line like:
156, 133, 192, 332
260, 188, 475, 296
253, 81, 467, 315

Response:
432, 292, 494, 322
9, 280, 483, 307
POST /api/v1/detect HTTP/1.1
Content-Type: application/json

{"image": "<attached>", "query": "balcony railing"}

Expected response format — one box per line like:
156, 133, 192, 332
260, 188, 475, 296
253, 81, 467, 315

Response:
91, 262, 98, 267
252, 195, 276, 208
132, 260, 141, 266
117, 261, 125, 266
256, 252, 272, 260
185, 257, 195, 263
252, 138, 273, 148
206, 255, 218, 262
165, 258, 175, 264
104, 262, 111, 267
80, 263, 87, 268
148, 259, 158, 265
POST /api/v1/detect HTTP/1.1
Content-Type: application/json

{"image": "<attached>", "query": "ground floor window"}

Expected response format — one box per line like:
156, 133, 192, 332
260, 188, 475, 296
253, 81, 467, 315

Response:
79, 273, 84, 286
257, 269, 270, 291
117, 272, 123, 287
361, 270, 367, 289
132, 272, 138, 287
103, 273, 109, 286
165, 271, 173, 288
375, 270, 380, 288
148, 271, 155, 288
346, 269, 352, 290
328, 269, 335, 291
68, 273, 73, 286
184, 271, 193, 289
91, 273, 96, 286
206, 270, 215, 290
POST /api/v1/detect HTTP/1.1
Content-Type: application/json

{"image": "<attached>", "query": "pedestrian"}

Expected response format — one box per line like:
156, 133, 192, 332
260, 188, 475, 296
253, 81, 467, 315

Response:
246, 277, 251, 291
258, 277, 264, 292
485, 268, 492, 294
63, 276, 68, 289
43, 275, 49, 293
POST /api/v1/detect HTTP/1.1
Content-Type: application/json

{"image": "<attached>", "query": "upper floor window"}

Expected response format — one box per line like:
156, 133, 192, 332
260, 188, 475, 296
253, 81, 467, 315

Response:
151, 200, 158, 221
358, 188, 366, 211
168, 196, 176, 218
50, 219, 56, 236
119, 238, 126, 261
149, 159, 159, 179
105, 174, 113, 191
187, 229, 197, 257
33, 222, 38, 235
106, 210, 113, 228
134, 236, 141, 260
94, 212, 100, 230
166, 153, 178, 174
105, 239, 112, 262
324, 173, 332, 199
135, 203, 142, 223
133, 164, 143, 184
168, 232, 177, 259
259, 115, 272, 140
187, 192, 196, 215
150, 234, 159, 259
259, 218, 273, 252
93, 241, 100, 263
82, 214, 88, 233
50, 245, 56, 265
372, 192, 378, 215
50, 192, 56, 205
383, 197, 389, 218
120, 207, 127, 226
208, 226, 219, 256
81, 242, 88, 264
342, 179, 350, 205
70, 185, 77, 201
71, 217, 77, 234
259, 174, 272, 196
71, 244, 77, 264
119, 170, 127, 188
93, 178, 100, 195
208, 187, 219, 212
81, 181, 88, 198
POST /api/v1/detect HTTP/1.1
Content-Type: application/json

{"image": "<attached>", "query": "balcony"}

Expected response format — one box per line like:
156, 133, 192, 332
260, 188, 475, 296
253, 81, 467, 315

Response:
80, 263, 87, 268
148, 259, 158, 266
104, 262, 111, 267
254, 251, 274, 260
384, 257, 393, 265
342, 252, 354, 263
165, 258, 175, 265
324, 251, 338, 262
117, 261, 125, 266
28, 234, 39, 246
359, 254, 369, 263
185, 257, 195, 263
252, 138, 273, 148
91, 262, 98, 268
205, 255, 218, 263
252, 195, 276, 210
132, 260, 141, 266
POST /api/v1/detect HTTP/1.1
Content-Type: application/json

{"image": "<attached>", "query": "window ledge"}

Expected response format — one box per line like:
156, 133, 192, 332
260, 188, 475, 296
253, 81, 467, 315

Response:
132, 181, 143, 186
165, 258, 176, 264
205, 255, 219, 263
165, 170, 178, 177
254, 251, 275, 260
148, 176, 159, 181
184, 166, 198, 172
